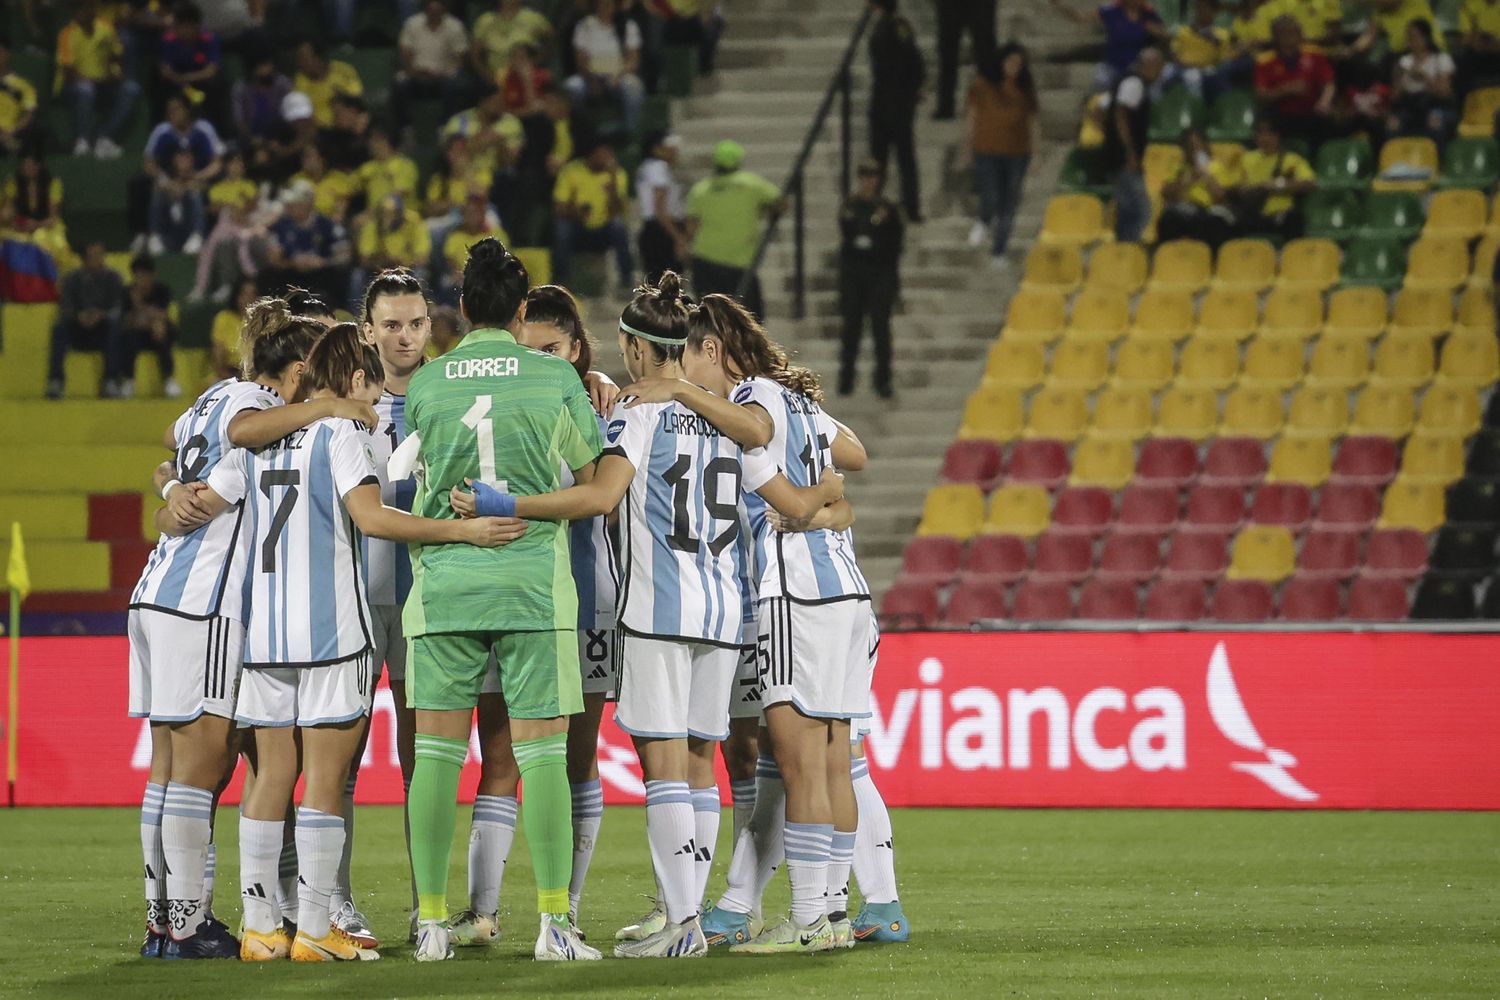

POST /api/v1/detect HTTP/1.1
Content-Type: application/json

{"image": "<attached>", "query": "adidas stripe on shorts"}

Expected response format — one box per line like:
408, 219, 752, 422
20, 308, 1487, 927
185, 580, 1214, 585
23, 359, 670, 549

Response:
128, 609, 243, 723
758, 597, 874, 721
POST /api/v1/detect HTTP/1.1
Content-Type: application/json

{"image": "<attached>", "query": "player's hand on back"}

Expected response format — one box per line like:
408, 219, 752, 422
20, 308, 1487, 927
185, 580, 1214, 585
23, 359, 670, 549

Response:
463, 516, 527, 547
818, 466, 845, 504
622, 377, 684, 407
584, 370, 621, 416
329, 398, 378, 429
450, 481, 478, 519
166, 481, 216, 531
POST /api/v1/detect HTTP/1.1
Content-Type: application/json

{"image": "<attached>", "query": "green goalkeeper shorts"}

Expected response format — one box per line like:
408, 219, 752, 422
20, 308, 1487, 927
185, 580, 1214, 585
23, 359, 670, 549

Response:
406, 630, 583, 718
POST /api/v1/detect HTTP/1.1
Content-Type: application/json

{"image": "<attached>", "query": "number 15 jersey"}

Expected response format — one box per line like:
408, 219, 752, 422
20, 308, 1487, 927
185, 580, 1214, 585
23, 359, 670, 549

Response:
604, 396, 777, 648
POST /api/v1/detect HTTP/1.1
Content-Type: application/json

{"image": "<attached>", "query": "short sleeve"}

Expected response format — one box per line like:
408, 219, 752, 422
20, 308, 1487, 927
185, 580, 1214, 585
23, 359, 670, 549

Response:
206, 447, 249, 504
741, 445, 777, 494
1115, 76, 1145, 109
730, 378, 784, 428
330, 424, 380, 498
685, 180, 704, 219
1436, 52, 1456, 74
601, 398, 652, 471
623, 21, 642, 49
815, 408, 839, 445
1289, 154, 1315, 182
755, 174, 780, 204
557, 380, 604, 472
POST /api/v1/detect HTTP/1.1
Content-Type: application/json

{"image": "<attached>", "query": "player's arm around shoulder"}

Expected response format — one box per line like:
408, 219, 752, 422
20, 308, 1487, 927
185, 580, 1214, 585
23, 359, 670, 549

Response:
746, 448, 846, 523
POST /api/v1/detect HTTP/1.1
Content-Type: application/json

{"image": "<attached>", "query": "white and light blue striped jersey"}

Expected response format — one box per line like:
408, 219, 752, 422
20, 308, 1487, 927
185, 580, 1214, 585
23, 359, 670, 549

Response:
361, 389, 415, 607
735, 505, 757, 628
603, 397, 776, 648
732, 377, 870, 604
207, 416, 379, 668
567, 412, 619, 630
130, 378, 281, 621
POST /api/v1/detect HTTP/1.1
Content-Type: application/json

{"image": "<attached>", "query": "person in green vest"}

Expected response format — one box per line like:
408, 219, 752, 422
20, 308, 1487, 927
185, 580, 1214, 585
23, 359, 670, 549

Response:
685, 139, 785, 319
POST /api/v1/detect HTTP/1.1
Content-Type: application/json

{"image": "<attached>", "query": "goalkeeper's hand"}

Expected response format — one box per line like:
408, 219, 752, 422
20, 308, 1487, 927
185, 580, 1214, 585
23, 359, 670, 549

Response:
450, 478, 515, 519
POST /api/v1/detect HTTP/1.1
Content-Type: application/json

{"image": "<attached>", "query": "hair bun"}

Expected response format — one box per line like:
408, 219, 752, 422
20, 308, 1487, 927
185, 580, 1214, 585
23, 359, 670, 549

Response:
655, 270, 682, 301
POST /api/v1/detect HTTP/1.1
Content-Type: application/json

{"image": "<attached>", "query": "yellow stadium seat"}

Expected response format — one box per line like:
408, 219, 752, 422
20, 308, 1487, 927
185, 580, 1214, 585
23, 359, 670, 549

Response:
1070, 435, 1136, 490
1370, 334, 1436, 390
984, 484, 1052, 538
62, 354, 107, 400
1305, 335, 1372, 390
1212, 239, 1278, 293
1022, 245, 1083, 291
1436, 331, 1500, 388
1373, 136, 1440, 192
1222, 385, 1285, 438
1473, 236, 1498, 288
1130, 288, 1196, 343
984, 340, 1047, 390
1026, 386, 1090, 441
1049, 340, 1110, 391
1089, 387, 1154, 440
1387, 287, 1454, 339
1227, 525, 1296, 583
1240, 336, 1306, 391
0, 494, 90, 540
2, 445, 169, 492
1400, 432, 1466, 486
1260, 287, 1324, 340
1276, 238, 1341, 293
1424, 189, 1488, 242
1404, 237, 1470, 293
1085, 242, 1149, 294
0, 540, 111, 591
1195, 288, 1259, 342
1267, 435, 1333, 487
1416, 383, 1482, 438
1149, 239, 1213, 292
1286, 385, 1351, 438
1039, 194, 1108, 248
1325, 287, 1389, 339
1456, 285, 1495, 333
1112, 338, 1175, 390
1067, 286, 1132, 344
1351, 385, 1416, 437
1143, 143, 1184, 196
917, 484, 986, 540
1001, 288, 1067, 344
1154, 386, 1219, 440
1458, 86, 1500, 139
1378, 479, 1446, 532
1492, 192, 1500, 236
1177, 337, 1239, 391
959, 386, 1026, 442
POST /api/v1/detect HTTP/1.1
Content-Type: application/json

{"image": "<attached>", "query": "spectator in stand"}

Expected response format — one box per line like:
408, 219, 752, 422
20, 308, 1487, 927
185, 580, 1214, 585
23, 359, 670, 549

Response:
320, 93, 371, 172
148, 146, 208, 253
120, 254, 181, 398
512, 79, 573, 241
1253, 16, 1335, 151
660, 0, 724, 77
1052, 0, 1167, 93
551, 136, 632, 287
263, 90, 319, 184
635, 130, 687, 282
210, 275, 258, 378
1157, 128, 1239, 247
136, 93, 222, 250
472, 0, 555, 80
438, 192, 508, 302
259, 178, 350, 305
1334, 57, 1392, 147
868, 0, 926, 223
1169, 0, 1234, 101
56, 0, 142, 159
1388, 19, 1458, 145
1273, 0, 1343, 48
1456, 0, 1500, 97
115, 0, 168, 83
685, 139, 783, 318
294, 37, 363, 127
356, 126, 420, 216
1233, 116, 1315, 241
838, 157, 903, 399
47, 241, 126, 399
232, 54, 291, 179
4, 148, 61, 236
423, 133, 491, 239
564, 0, 645, 136
290, 141, 357, 224
0, 39, 39, 155
428, 303, 462, 355
499, 41, 550, 115
352, 193, 431, 301
615, 0, 661, 94
394, 0, 470, 132
157, 2, 227, 129
1104, 46, 1162, 243
1347, 0, 1443, 76
189, 148, 258, 301
933, 0, 997, 119
963, 42, 1038, 267
442, 84, 523, 177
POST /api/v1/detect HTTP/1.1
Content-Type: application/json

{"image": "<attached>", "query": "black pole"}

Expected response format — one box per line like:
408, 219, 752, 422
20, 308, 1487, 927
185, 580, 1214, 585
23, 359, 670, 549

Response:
793, 175, 806, 320
840, 65, 852, 201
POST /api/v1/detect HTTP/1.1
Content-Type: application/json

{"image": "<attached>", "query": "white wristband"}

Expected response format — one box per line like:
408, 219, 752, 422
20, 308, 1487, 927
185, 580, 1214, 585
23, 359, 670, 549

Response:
161, 479, 182, 501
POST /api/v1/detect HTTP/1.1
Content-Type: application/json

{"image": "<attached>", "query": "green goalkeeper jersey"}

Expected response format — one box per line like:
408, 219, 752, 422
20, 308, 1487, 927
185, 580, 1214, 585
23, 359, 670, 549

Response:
404, 327, 602, 635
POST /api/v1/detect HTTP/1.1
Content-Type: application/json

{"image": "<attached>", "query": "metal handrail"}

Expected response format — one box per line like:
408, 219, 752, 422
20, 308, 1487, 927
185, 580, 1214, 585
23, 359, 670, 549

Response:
736, 6, 875, 319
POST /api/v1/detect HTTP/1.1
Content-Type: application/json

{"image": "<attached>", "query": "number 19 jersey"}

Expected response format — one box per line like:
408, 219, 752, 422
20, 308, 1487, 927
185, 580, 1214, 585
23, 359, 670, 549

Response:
604, 396, 776, 648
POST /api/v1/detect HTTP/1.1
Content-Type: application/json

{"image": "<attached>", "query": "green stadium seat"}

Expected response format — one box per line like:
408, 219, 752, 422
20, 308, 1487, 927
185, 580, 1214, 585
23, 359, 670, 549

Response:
1060, 146, 1113, 198
1148, 89, 1206, 144
663, 45, 697, 99
1205, 88, 1256, 144
152, 254, 198, 302
1314, 138, 1375, 191
341, 46, 396, 109
1341, 237, 1407, 291
1436, 137, 1500, 191
1358, 191, 1425, 241
1303, 189, 1363, 242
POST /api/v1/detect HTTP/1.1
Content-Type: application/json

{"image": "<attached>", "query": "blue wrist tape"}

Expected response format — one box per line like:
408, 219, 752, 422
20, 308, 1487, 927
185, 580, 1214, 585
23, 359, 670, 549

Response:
472, 481, 516, 518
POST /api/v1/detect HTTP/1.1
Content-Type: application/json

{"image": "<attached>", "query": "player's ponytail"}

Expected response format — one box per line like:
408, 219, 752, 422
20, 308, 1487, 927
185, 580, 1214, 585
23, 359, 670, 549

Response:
250, 314, 326, 385
304, 321, 386, 397
689, 293, 824, 402
620, 270, 692, 363
239, 296, 293, 379
523, 284, 595, 379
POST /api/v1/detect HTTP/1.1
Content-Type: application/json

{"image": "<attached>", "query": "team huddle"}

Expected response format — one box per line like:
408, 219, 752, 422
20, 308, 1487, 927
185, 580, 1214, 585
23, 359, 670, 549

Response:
127, 237, 910, 964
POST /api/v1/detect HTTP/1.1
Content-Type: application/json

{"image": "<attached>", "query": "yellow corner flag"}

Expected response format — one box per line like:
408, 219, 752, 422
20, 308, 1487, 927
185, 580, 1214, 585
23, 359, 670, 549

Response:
8, 522, 29, 602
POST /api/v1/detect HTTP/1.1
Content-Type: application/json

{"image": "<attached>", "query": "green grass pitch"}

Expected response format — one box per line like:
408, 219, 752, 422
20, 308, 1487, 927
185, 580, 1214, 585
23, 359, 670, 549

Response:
1, 806, 1497, 998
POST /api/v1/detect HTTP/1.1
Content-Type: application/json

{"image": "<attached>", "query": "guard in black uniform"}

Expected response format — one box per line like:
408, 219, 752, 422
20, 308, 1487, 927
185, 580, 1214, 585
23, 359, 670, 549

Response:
933, 0, 997, 120
838, 158, 904, 399
868, 0, 925, 222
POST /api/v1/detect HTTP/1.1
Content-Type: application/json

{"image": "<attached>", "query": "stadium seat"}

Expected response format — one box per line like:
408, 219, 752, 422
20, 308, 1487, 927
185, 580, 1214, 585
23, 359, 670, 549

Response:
1032, 531, 1094, 583
1458, 87, 1500, 139
1149, 88, 1206, 143
1370, 334, 1436, 391
1373, 136, 1440, 192
1212, 238, 1277, 292
1194, 289, 1258, 342
1423, 189, 1489, 242
1076, 578, 1142, 619
1480, 575, 1500, 618
983, 341, 1046, 391
1400, 433, 1466, 486
1428, 526, 1498, 580
1363, 528, 1430, 581
1417, 384, 1482, 438
1177, 337, 1239, 391
1129, 289, 1196, 343
1324, 286, 1389, 340
1153, 386, 1220, 440
1222, 385, 1286, 438
1069, 436, 1136, 490
1314, 138, 1375, 191
1112, 339, 1175, 389
1350, 388, 1415, 439
1456, 286, 1495, 334
1341, 237, 1406, 291
1239, 336, 1305, 391
1436, 136, 1499, 190
1144, 143, 1185, 196
1205, 87, 1257, 143
1346, 576, 1412, 620
1084, 242, 1149, 294
1436, 331, 1500, 389
1298, 530, 1361, 581
1387, 287, 1454, 339
1358, 191, 1425, 240
1275, 239, 1341, 293
1162, 531, 1230, 581
985, 483, 1053, 537
899, 537, 964, 585
1314, 483, 1381, 533
1304, 189, 1364, 243
1403, 238, 1470, 293
1149, 240, 1213, 293
1183, 483, 1248, 533
1250, 482, 1314, 532
1135, 437, 1199, 488
1266, 436, 1333, 488
940, 439, 1004, 490
1200, 437, 1267, 488
1227, 525, 1296, 582
962, 533, 1030, 584
1040, 194, 1108, 248
1060, 145, 1114, 198
880, 580, 940, 629
959, 385, 1026, 442
1287, 387, 1351, 438
1117, 484, 1181, 535
1011, 579, 1075, 621
1050, 487, 1115, 537
1377, 478, 1446, 532
1211, 579, 1275, 622
1445, 478, 1500, 528
1144, 577, 1209, 621
1067, 287, 1132, 344
1410, 577, 1478, 619
1090, 387, 1154, 440
1001, 287, 1068, 344
1026, 387, 1090, 442
1096, 530, 1166, 582
1048, 340, 1110, 391
1277, 576, 1342, 621
1305, 335, 1371, 390
917, 484, 986, 539
1006, 438, 1071, 489
939, 581, 1010, 628
1475, 235, 1499, 286
1022, 245, 1084, 290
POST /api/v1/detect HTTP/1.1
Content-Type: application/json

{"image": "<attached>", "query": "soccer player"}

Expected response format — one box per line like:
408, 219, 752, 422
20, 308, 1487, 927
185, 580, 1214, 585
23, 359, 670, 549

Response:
848, 609, 910, 942
455, 272, 845, 958
401, 239, 603, 963
134, 298, 375, 959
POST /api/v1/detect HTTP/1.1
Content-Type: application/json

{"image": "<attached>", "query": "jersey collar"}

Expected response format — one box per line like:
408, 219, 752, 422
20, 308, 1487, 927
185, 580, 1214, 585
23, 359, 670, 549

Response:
460, 327, 517, 347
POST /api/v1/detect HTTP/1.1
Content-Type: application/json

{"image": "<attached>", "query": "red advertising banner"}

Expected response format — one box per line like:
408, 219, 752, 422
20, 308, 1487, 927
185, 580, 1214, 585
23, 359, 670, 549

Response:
5, 633, 1499, 809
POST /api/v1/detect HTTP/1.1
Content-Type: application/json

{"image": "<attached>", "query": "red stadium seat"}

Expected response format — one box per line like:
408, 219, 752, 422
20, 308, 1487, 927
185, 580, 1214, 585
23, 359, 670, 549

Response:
880, 580, 940, 629
940, 440, 1004, 490
1050, 487, 1115, 537
1011, 579, 1074, 621
1144, 578, 1208, 621
1116, 484, 1181, 535
1330, 436, 1398, 486
1199, 437, 1267, 488
1362, 529, 1430, 580
1182, 484, 1247, 533
1162, 531, 1230, 580
1006, 438, 1071, 489
1278, 576, 1343, 621
1298, 529, 1361, 581
898, 537, 963, 585
1249, 483, 1313, 533
1313, 483, 1381, 533
1136, 437, 1200, 488
962, 534, 1029, 584
1076, 579, 1142, 619
1032, 531, 1094, 583
1347, 576, 1412, 621
1210, 579, 1275, 622
939, 581, 1009, 628
1096, 532, 1165, 583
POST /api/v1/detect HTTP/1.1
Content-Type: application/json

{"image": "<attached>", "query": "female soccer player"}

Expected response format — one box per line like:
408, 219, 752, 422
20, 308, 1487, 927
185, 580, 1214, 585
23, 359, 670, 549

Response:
455, 272, 844, 958
134, 299, 375, 960
160, 324, 525, 962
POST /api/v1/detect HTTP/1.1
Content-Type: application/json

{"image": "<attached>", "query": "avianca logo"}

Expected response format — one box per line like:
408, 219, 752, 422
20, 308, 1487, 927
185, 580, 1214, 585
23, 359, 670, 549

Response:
1206, 642, 1318, 802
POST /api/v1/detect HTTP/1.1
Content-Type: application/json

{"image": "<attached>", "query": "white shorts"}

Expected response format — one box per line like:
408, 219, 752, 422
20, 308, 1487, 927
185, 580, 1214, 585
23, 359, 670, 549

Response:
852, 609, 880, 744
758, 597, 873, 721
615, 633, 737, 741
370, 603, 408, 686
580, 627, 617, 698
729, 620, 763, 721
128, 609, 243, 723
235, 653, 374, 728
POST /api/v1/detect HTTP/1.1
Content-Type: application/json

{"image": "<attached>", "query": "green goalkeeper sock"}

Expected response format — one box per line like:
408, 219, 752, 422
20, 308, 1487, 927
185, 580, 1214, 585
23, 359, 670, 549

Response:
409, 733, 467, 922
513, 732, 572, 916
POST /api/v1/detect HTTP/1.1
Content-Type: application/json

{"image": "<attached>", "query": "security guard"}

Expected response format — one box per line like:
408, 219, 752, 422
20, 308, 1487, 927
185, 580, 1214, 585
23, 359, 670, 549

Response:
868, 0, 925, 222
838, 157, 904, 399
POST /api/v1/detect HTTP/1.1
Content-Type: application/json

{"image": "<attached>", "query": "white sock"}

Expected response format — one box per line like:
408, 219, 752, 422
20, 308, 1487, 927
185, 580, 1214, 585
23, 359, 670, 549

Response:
239, 815, 285, 934
825, 830, 856, 918
141, 782, 167, 933
851, 756, 899, 904
332, 771, 357, 910
730, 778, 756, 845
644, 779, 697, 923
295, 806, 345, 940
690, 786, 720, 906
784, 821, 833, 928
203, 842, 216, 913
569, 780, 604, 920
468, 794, 517, 915
717, 754, 785, 916
161, 782, 214, 938
276, 837, 298, 924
